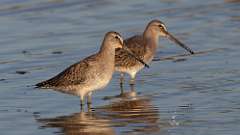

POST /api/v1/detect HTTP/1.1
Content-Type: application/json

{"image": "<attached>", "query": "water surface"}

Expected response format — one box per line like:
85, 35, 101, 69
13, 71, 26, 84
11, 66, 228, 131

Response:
0, 0, 240, 135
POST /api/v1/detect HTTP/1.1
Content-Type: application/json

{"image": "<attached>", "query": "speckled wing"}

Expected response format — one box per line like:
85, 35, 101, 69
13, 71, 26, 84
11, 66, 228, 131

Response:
115, 35, 147, 67
36, 54, 98, 88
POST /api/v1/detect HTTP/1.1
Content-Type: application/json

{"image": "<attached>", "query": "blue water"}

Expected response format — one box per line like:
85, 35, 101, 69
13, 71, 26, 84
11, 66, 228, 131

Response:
0, 0, 240, 135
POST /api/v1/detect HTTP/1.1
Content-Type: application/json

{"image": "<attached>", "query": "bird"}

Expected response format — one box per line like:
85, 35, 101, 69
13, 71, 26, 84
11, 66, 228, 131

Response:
35, 31, 148, 109
115, 19, 194, 86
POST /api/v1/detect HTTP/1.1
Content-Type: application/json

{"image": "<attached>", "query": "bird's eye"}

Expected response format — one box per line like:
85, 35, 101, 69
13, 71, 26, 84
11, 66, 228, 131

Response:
115, 36, 119, 39
158, 25, 163, 28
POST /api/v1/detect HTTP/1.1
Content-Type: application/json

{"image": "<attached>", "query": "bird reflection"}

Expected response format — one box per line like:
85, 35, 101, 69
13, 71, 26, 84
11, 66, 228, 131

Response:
103, 83, 139, 100
36, 111, 116, 135
36, 87, 163, 135
96, 88, 160, 134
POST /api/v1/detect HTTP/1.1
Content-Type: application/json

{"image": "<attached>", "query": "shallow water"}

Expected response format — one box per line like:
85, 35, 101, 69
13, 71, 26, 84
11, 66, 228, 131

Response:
0, 0, 240, 135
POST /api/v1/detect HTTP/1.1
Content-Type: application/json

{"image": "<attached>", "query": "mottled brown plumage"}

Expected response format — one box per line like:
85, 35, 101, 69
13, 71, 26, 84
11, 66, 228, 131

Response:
116, 36, 147, 68
36, 31, 147, 108
36, 54, 99, 90
115, 19, 194, 85
36, 32, 125, 107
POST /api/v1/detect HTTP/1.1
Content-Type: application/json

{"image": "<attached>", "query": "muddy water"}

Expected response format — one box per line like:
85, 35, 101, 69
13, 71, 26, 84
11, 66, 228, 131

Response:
0, 0, 240, 135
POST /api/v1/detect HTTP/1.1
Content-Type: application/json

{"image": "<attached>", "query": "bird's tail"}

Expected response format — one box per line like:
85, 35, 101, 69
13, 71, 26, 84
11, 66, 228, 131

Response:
35, 81, 52, 89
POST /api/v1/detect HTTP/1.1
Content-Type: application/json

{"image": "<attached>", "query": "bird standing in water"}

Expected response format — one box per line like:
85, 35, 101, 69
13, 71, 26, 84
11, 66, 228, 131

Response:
36, 31, 148, 109
115, 19, 194, 86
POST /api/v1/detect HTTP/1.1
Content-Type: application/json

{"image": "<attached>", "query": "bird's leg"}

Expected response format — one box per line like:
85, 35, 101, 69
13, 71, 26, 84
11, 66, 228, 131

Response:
80, 101, 84, 110
120, 84, 124, 95
120, 73, 125, 94
87, 92, 92, 105
120, 73, 124, 85
80, 95, 84, 111
130, 83, 135, 92
87, 103, 92, 112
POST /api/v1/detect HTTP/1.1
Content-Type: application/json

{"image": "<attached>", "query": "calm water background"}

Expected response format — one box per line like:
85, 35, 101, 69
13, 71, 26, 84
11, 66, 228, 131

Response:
0, 0, 240, 135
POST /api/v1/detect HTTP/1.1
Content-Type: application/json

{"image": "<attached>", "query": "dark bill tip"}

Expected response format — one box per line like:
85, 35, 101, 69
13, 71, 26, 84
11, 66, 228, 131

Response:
166, 32, 195, 54
122, 46, 150, 68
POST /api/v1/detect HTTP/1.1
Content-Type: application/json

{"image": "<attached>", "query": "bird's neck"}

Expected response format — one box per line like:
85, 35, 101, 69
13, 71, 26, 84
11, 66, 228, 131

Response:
143, 29, 159, 53
99, 42, 116, 62
98, 43, 116, 74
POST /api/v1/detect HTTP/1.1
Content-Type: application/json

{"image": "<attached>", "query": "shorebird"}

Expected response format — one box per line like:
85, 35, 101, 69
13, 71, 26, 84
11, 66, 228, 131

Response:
115, 19, 194, 85
36, 31, 148, 109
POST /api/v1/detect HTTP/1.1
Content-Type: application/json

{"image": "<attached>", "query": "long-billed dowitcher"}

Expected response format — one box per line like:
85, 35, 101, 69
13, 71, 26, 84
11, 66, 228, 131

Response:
36, 31, 148, 108
115, 19, 194, 85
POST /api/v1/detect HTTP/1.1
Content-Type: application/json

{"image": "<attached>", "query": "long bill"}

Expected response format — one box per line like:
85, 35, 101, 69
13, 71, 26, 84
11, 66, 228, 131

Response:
122, 46, 150, 68
165, 31, 195, 54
